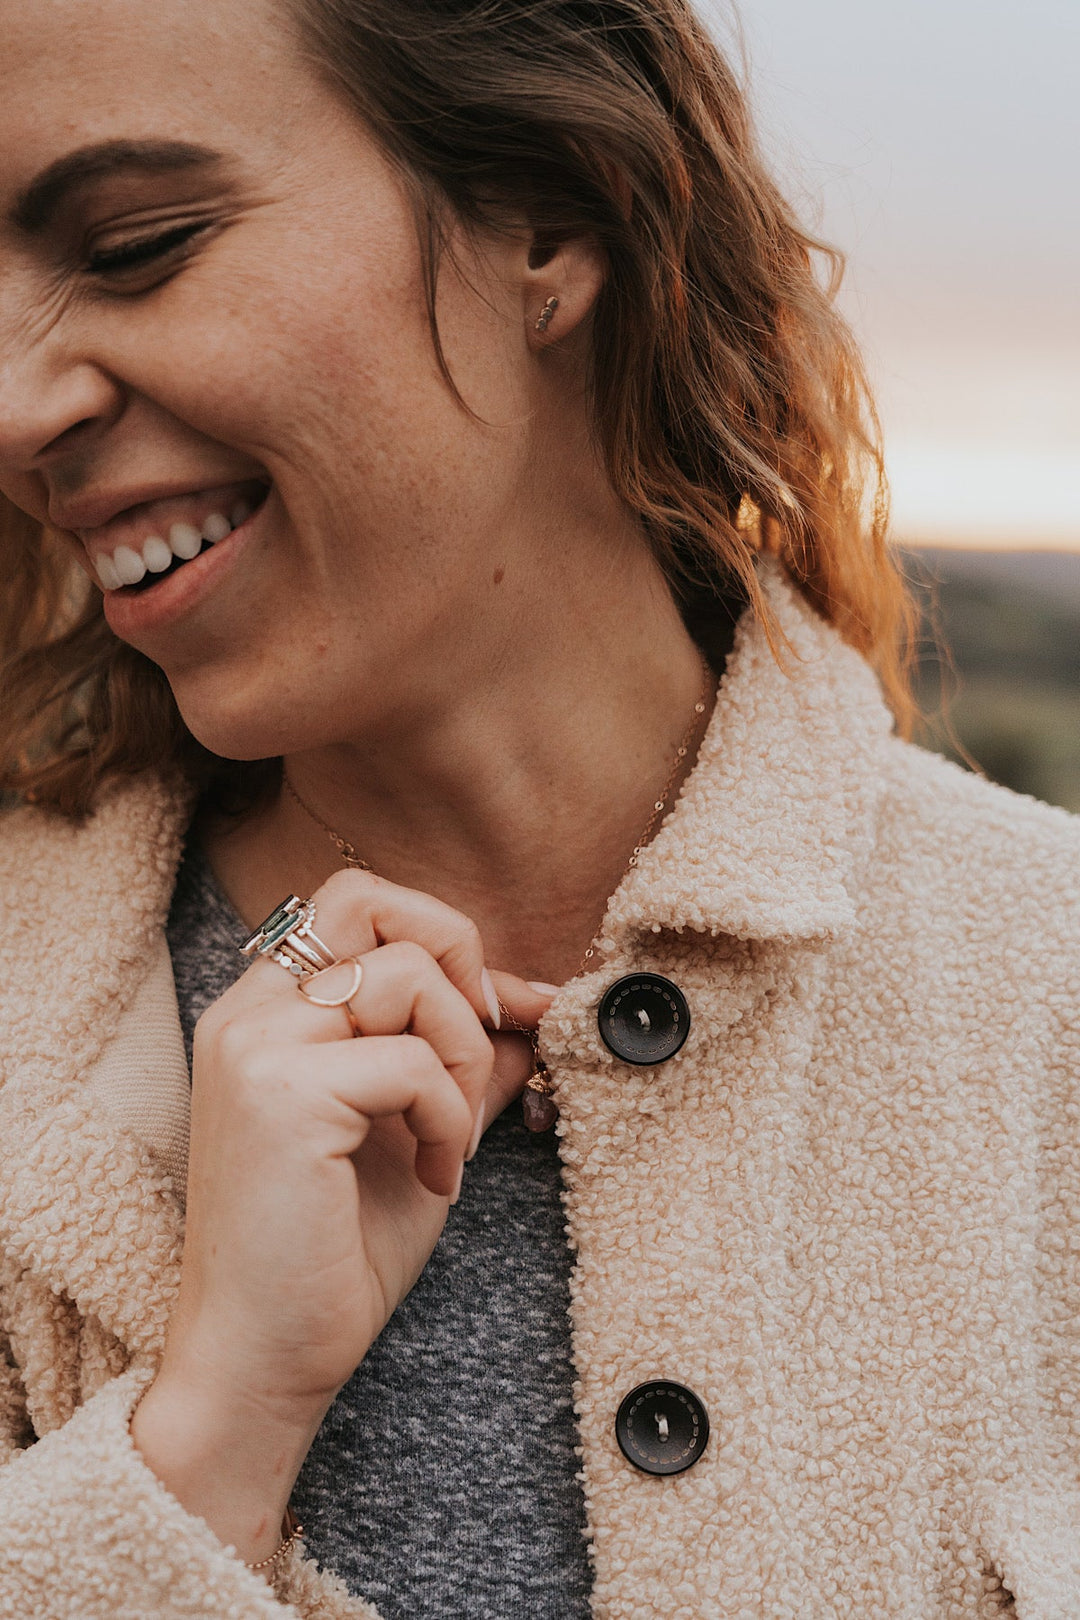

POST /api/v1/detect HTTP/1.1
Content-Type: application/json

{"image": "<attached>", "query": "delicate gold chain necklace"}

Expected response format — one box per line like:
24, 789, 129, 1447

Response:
282, 660, 715, 1132
282, 779, 373, 871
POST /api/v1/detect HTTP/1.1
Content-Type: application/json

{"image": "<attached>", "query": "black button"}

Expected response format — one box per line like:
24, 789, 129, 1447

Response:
597, 974, 690, 1065
615, 1381, 710, 1476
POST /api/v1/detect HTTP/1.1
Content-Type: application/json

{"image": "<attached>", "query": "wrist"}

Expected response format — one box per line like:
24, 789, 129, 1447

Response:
130, 1364, 326, 1565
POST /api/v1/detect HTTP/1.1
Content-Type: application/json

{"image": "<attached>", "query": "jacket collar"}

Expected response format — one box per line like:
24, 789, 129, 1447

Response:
607, 559, 894, 944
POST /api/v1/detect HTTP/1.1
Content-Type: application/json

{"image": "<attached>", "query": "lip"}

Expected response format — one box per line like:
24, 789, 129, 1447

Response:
55, 477, 261, 537
101, 487, 270, 641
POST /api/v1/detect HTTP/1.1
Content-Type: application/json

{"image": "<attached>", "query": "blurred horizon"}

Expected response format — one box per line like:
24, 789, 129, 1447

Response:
701, 0, 1079, 552
899, 535, 1080, 554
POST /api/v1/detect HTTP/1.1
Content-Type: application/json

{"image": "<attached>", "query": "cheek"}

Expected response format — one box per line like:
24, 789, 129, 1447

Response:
86, 204, 529, 627
240, 276, 528, 563
99, 231, 509, 525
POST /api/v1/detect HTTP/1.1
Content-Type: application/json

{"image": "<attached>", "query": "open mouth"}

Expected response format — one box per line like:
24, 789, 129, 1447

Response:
94, 479, 272, 594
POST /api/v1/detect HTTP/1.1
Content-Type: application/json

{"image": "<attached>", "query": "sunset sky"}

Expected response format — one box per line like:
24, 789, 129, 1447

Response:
702, 0, 1080, 548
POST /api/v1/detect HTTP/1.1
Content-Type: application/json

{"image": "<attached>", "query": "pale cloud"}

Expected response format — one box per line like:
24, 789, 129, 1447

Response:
699, 0, 1080, 546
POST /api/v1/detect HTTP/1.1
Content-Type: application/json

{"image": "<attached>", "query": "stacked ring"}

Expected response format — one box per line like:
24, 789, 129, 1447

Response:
297, 959, 364, 1037
239, 894, 338, 981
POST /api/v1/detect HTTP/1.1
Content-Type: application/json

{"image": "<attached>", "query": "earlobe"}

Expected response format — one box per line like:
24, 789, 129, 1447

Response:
535, 295, 559, 333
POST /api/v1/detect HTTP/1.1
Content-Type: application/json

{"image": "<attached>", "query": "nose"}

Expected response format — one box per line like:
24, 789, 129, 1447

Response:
0, 333, 124, 485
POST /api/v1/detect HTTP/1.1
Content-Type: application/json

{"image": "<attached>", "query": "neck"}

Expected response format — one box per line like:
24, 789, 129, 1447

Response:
200, 536, 717, 985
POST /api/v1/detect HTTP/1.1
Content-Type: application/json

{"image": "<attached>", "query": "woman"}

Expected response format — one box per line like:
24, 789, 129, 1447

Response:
0, 0, 1077, 1615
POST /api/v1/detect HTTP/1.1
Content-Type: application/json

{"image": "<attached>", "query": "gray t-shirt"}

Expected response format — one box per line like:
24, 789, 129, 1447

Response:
165, 843, 592, 1618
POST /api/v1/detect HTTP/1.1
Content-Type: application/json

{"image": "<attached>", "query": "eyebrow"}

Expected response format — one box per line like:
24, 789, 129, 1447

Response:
12, 139, 227, 233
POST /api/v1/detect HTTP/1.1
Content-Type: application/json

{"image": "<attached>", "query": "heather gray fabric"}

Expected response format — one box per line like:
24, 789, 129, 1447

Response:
166, 843, 593, 1619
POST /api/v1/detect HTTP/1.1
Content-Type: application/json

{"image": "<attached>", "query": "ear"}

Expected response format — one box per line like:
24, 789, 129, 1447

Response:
520, 230, 608, 351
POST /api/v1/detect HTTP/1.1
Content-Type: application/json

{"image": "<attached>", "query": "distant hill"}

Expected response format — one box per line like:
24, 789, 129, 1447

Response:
899, 547, 1080, 813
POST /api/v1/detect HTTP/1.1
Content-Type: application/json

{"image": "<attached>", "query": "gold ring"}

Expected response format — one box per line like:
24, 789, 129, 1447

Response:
297, 958, 364, 1037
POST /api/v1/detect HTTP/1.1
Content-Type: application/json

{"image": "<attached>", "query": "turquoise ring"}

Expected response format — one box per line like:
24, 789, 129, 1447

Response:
239, 893, 338, 980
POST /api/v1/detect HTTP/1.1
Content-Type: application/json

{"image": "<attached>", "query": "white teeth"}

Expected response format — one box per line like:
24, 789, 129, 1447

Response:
96, 553, 122, 592
201, 511, 231, 543
94, 494, 254, 588
169, 521, 203, 561
113, 545, 147, 587
142, 534, 173, 573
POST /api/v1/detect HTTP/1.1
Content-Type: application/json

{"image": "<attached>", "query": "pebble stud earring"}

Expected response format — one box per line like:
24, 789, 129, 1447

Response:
535, 295, 559, 332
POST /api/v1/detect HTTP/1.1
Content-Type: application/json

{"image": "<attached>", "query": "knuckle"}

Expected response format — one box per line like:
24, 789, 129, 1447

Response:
206, 1013, 251, 1069
453, 914, 484, 957
233, 1048, 280, 1096
195, 1030, 283, 1116
321, 866, 380, 908
384, 938, 433, 976
396, 1032, 443, 1080
203, 1015, 284, 1091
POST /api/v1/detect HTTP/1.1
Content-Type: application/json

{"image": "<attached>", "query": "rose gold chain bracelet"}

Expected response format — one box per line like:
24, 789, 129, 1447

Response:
245, 1506, 303, 1571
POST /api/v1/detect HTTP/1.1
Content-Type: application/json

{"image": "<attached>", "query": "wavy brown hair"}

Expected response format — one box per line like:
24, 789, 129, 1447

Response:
0, 0, 915, 819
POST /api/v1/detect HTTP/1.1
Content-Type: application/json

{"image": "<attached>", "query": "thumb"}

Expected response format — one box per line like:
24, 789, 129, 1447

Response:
471, 973, 557, 1150
488, 970, 557, 1034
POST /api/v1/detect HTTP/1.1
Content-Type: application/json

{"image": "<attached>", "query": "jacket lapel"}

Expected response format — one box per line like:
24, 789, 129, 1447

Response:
0, 777, 191, 1359
83, 930, 192, 1205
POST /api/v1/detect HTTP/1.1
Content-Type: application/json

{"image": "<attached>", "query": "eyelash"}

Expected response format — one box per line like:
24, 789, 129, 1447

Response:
86, 222, 207, 276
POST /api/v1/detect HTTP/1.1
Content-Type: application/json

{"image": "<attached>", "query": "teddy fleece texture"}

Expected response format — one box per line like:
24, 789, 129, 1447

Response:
1, 562, 1079, 1618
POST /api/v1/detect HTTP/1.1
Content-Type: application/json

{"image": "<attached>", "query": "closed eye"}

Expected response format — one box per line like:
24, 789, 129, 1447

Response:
86, 221, 208, 275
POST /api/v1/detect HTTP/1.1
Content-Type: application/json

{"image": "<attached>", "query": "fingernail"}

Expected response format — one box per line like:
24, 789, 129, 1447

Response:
450, 1160, 465, 1205
528, 981, 559, 997
467, 1108, 485, 1161
480, 968, 501, 1030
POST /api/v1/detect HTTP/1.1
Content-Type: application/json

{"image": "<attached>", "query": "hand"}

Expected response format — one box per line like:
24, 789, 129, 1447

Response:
160, 868, 552, 1422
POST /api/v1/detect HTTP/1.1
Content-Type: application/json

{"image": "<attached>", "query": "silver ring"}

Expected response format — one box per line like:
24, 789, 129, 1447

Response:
239, 894, 339, 981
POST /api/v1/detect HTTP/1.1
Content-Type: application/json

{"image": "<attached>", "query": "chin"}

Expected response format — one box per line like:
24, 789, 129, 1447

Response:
169, 674, 305, 765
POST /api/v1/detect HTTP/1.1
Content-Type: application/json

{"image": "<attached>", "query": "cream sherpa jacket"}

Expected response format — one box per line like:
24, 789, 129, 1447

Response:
1, 564, 1079, 1620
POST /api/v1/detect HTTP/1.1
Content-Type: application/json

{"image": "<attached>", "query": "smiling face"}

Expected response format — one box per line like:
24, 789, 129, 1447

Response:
0, 0, 604, 760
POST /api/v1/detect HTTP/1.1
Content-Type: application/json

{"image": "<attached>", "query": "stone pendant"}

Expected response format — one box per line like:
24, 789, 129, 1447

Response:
522, 1063, 558, 1132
